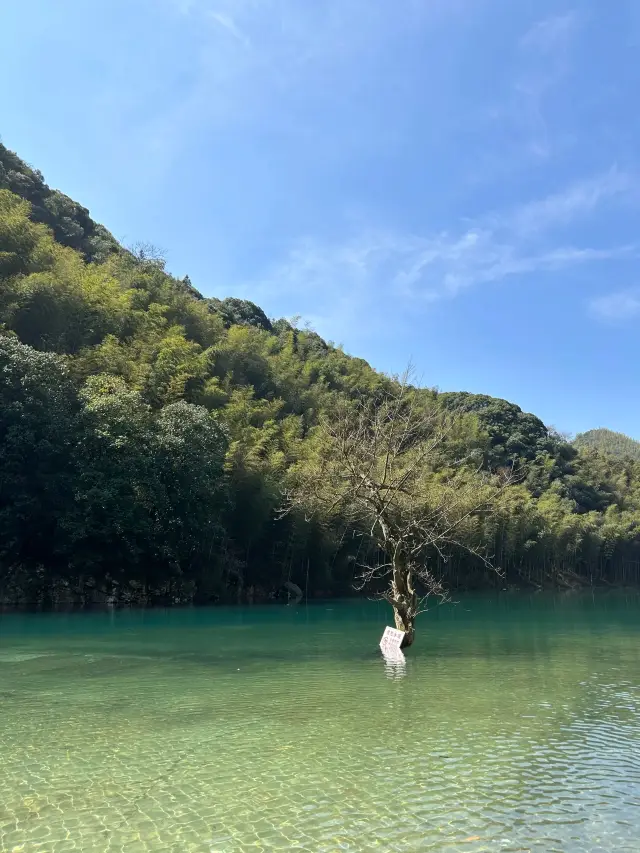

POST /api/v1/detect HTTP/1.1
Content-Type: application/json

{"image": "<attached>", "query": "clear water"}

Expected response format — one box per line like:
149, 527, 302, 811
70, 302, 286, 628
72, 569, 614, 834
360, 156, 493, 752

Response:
1, 593, 639, 853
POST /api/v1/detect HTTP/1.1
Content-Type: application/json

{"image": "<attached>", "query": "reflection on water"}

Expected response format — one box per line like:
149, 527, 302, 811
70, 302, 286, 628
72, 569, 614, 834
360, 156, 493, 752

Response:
1, 593, 639, 852
382, 650, 407, 680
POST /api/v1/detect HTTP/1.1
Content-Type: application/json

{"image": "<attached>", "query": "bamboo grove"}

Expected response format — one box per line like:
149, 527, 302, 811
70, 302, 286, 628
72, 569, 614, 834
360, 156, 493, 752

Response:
1, 141, 640, 606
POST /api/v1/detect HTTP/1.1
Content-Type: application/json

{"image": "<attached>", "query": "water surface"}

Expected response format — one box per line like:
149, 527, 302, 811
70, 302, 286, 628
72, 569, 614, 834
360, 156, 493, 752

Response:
1, 593, 639, 852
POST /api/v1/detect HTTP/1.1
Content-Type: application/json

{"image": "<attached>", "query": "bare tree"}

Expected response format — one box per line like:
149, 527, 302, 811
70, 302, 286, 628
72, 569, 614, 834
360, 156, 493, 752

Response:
285, 369, 516, 648
128, 241, 167, 270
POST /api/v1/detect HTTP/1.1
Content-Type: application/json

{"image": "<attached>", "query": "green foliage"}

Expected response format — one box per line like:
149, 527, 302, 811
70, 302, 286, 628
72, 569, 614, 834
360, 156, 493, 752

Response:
0, 336, 78, 596
438, 391, 566, 467
1, 142, 640, 603
0, 142, 119, 263
64, 378, 229, 595
208, 297, 273, 332
574, 428, 640, 461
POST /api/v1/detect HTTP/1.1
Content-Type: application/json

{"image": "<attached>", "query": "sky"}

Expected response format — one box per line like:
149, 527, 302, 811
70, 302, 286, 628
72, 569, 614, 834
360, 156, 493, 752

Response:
2, 0, 640, 438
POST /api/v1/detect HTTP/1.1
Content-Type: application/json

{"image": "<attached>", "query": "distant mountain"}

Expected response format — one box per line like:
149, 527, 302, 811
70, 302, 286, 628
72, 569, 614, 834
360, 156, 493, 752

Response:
574, 428, 640, 460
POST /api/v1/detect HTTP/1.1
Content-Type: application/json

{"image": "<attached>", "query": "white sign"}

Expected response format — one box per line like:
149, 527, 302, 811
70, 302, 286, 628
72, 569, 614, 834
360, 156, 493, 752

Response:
379, 626, 405, 656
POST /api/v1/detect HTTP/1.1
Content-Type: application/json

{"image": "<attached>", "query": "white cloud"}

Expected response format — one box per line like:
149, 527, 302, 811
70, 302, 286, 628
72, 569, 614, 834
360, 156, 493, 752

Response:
589, 289, 640, 322
142, 4, 638, 345
147, 0, 423, 165
501, 168, 634, 237
171, 0, 426, 73
257, 230, 633, 308
155, 0, 465, 143
207, 11, 250, 46
484, 9, 582, 165
520, 12, 580, 53
245, 170, 637, 327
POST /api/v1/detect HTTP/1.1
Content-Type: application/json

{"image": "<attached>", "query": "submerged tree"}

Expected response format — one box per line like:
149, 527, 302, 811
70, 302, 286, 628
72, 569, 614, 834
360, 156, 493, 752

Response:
287, 371, 514, 647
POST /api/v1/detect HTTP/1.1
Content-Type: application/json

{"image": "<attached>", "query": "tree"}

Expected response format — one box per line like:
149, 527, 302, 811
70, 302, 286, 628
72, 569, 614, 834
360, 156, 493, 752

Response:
128, 241, 167, 270
4, 138, 640, 604
154, 400, 229, 587
64, 375, 160, 587
0, 336, 79, 597
0, 189, 49, 278
208, 297, 273, 332
0, 142, 119, 263
287, 371, 513, 647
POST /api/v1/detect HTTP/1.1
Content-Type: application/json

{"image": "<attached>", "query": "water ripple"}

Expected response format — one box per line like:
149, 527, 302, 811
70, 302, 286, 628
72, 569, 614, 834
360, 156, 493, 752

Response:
1, 594, 639, 852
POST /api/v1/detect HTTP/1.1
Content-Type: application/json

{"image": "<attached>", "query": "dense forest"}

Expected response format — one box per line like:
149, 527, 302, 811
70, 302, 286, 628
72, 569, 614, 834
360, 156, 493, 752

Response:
1, 141, 640, 606
574, 428, 640, 461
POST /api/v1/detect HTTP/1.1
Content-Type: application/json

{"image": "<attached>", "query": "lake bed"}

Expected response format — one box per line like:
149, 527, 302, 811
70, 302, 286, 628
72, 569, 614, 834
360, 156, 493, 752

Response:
1, 593, 639, 852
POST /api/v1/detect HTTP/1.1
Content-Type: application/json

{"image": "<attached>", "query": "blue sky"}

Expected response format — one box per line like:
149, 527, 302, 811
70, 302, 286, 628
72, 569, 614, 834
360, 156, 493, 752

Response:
2, 0, 640, 437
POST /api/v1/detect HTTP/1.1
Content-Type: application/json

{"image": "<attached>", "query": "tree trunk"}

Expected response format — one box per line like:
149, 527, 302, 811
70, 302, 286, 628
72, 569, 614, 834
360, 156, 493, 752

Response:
391, 551, 417, 648
393, 605, 415, 647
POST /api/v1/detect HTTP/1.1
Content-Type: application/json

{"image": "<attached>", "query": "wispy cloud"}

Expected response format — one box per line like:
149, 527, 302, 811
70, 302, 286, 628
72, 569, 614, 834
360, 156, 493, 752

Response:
483, 9, 582, 165
501, 168, 634, 237
520, 11, 580, 53
589, 288, 640, 322
207, 11, 250, 46
243, 170, 637, 337
149, 0, 463, 162
170, 0, 427, 81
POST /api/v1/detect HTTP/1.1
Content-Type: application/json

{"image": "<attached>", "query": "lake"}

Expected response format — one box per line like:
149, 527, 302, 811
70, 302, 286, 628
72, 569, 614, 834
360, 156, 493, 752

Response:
1, 593, 639, 852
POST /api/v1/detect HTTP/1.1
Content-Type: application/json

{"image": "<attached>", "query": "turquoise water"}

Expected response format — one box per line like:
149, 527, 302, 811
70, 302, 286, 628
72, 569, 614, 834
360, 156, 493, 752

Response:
1, 593, 639, 852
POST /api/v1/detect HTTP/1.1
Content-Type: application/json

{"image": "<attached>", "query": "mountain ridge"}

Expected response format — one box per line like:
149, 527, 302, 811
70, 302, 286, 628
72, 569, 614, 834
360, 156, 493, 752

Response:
2, 138, 640, 605
574, 428, 640, 460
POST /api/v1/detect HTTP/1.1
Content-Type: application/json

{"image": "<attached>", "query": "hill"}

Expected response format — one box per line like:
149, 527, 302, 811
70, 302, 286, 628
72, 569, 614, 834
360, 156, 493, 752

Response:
2, 139, 640, 605
574, 428, 640, 461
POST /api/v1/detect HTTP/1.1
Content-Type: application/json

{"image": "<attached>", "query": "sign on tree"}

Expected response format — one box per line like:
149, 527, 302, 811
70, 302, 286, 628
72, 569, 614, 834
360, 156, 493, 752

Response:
379, 626, 405, 657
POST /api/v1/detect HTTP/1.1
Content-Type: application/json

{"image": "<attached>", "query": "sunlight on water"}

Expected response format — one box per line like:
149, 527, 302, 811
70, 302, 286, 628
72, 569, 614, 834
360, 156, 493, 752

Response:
1, 593, 639, 852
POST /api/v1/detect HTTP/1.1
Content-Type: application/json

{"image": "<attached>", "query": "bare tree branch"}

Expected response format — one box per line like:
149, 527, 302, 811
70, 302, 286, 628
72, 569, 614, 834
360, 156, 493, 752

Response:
281, 366, 518, 647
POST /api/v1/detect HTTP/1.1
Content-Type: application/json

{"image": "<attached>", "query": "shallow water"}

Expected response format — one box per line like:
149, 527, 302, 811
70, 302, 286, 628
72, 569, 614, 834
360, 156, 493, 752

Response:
1, 593, 639, 853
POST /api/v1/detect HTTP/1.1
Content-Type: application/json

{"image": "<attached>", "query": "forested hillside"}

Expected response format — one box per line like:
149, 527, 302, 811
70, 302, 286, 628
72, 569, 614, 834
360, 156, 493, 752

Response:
574, 428, 640, 461
2, 141, 640, 606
